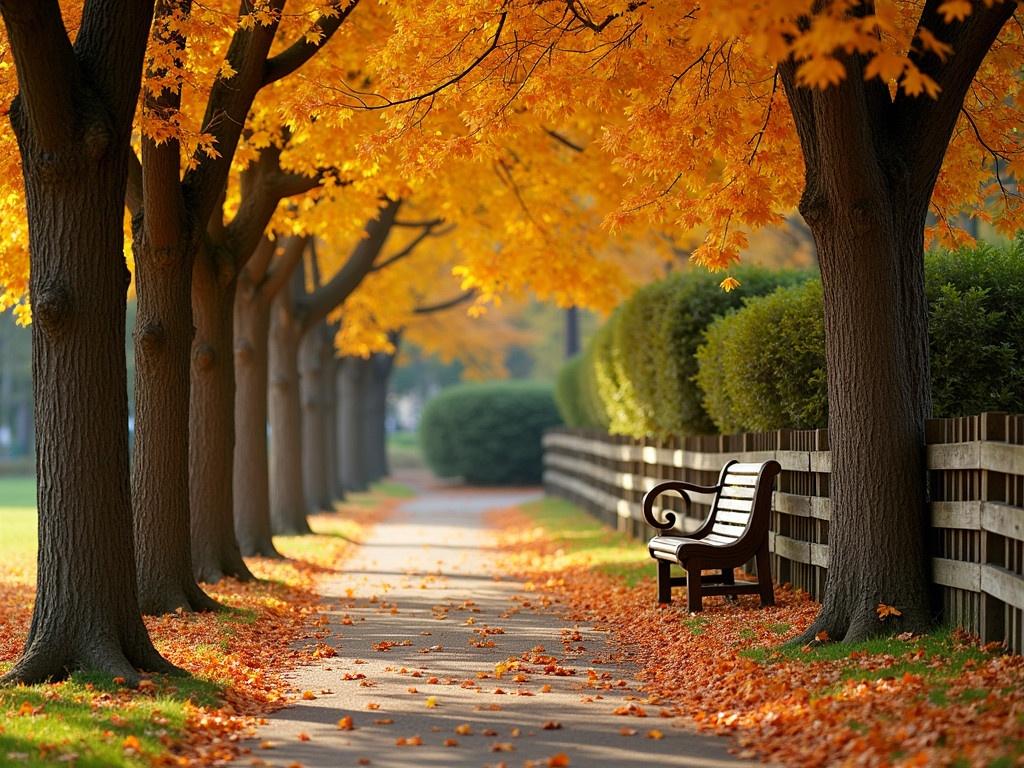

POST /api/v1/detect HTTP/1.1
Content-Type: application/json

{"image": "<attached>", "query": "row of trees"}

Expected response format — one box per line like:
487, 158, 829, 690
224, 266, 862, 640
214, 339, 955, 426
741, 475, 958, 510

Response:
0, 0, 661, 684
0, 0, 1019, 681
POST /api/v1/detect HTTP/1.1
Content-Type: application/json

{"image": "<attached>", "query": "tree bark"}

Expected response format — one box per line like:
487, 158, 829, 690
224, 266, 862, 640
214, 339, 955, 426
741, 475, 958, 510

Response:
233, 262, 280, 556
269, 269, 310, 534
299, 322, 333, 513
0, 0, 179, 683
771, 0, 1017, 639
322, 329, 341, 504
190, 248, 254, 582
333, 358, 348, 498
132, 241, 219, 612
802, 197, 933, 642
364, 352, 394, 482
339, 355, 370, 492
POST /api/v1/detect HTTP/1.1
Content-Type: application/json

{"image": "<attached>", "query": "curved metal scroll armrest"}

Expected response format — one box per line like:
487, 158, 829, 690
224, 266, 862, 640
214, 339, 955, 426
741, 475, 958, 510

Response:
642, 481, 721, 531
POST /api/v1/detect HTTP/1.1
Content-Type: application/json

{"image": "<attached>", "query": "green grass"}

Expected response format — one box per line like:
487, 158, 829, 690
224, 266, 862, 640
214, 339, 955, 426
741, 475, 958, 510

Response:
516, 497, 652, 585
387, 431, 423, 470
0, 475, 36, 563
0, 672, 220, 767
343, 480, 416, 508
741, 627, 1005, 703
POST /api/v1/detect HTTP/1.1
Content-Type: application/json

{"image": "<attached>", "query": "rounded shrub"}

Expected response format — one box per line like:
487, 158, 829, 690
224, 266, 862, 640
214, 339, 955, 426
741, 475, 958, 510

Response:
695, 236, 1024, 432
419, 381, 562, 485
696, 280, 827, 432
925, 238, 1024, 417
563, 266, 811, 437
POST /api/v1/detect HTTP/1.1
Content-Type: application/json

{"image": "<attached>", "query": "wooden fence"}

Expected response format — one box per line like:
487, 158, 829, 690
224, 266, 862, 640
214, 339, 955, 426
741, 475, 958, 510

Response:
542, 413, 1024, 653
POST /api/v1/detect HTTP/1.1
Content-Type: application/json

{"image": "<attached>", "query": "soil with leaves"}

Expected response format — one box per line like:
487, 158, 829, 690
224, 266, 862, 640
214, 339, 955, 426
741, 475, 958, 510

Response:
496, 499, 1024, 767
0, 492, 397, 767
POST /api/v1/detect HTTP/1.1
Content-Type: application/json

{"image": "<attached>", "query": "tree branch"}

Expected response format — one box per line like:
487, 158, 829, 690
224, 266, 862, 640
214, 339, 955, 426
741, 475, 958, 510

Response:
261, 234, 309, 301
76, 0, 157, 128
224, 139, 321, 268
182, 0, 284, 232
544, 127, 585, 153
413, 290, 476, 315
895, 0, 1017, 201
262, 0, 360, 87
0, 0, 78, 150
368, 221, 451, 273
350, 13, 507, 111
299, 199, 401, 332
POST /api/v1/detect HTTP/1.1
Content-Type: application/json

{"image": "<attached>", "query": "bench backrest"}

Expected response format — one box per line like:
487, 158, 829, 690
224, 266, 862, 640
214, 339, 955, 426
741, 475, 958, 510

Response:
705, 460, 781, 546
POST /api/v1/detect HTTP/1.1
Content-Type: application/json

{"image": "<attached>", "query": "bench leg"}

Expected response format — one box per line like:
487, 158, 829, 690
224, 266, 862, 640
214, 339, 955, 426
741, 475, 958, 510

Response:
756, 548, 775, 607
721, 567, 737, 603
657, 559, 672, 605
686, 565, 703, 613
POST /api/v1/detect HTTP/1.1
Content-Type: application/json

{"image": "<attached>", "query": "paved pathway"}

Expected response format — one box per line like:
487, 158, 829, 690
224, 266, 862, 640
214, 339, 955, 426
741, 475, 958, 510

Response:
244, 483, 750, 767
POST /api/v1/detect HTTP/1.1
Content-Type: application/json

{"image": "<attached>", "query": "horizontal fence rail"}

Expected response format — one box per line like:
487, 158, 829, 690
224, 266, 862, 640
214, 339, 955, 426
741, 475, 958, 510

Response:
542, 413, 1024, 653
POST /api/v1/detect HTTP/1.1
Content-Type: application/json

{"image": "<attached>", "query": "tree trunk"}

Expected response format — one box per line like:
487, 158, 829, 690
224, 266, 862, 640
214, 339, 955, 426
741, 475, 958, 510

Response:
2, 108, 177, 685
339, 355, 370, 492
333, 358, 348, 498
131, 241, 218, 613
322, 332, 341, 505
798, 203, 932, 643
565, 306, 580, 358
190, 250, 254, 582
268, 283, 310, 534
364, 352, 394, 482
299, 323, 332, 513
232, 267, 280, 557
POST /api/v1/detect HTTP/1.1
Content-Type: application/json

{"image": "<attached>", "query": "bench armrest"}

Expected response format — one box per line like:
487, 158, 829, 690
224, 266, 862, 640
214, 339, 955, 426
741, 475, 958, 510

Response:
642, 481, 721, 531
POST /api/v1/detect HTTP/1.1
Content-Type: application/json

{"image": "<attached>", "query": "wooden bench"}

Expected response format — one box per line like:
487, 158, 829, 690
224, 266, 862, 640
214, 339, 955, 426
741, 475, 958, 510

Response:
642, 459, 781, 612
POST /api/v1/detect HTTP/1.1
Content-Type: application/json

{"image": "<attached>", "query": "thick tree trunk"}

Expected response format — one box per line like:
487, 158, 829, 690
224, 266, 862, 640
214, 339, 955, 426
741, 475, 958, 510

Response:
269, 286, 310, 534
190, 251, 254, 582
131, 242, 218, 613
798, 205, 932, 643
339, 356, 370, 492
364, 352, 394, 482
2, 111, 177, 684
299, 323, 332, 513
232, 268, 280, 557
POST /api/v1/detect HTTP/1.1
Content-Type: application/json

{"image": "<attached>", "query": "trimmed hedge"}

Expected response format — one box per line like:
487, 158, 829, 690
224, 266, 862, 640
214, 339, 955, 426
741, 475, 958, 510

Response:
696, 280, 826, 432
695, 237, 1024, 432
926, 240, 1024, 417
420, 381, 562, 485
555, 267, 810, 436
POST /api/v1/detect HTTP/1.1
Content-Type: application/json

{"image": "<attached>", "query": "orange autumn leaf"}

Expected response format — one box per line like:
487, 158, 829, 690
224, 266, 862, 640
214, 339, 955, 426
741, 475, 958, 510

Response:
337, 716, 355, 731
877, 603, 903, 619
548, 754, 572, 767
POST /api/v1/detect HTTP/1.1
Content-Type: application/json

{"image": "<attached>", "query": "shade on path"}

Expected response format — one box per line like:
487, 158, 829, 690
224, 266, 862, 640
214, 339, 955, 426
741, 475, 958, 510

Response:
243, 479, 752, 767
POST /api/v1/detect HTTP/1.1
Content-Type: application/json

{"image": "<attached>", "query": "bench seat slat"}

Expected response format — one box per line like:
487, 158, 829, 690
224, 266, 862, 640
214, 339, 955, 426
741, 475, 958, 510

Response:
723, 473, 758, 486
712, 521, 746, 538
720, 485, 755, 499
716, 509, 751, 525
729, 462, 769, 474
717, 497, 754, 513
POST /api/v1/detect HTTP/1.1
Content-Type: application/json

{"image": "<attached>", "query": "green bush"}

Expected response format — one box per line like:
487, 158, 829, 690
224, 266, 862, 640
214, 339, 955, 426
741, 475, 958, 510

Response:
696, 280, 827, 432
695, 236, 1024, 432
554, 355, 589, 428
559, 267, 810, 437
925, 239, 1024, 417
419, 381, 562, 485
